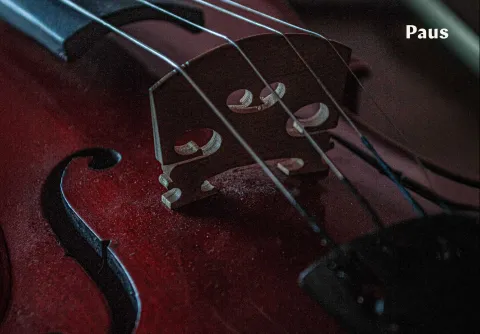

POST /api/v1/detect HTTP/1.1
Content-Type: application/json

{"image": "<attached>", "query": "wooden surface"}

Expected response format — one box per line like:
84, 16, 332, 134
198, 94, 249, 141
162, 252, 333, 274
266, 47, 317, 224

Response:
150, 33, 350, 209
0, 0, 477, 333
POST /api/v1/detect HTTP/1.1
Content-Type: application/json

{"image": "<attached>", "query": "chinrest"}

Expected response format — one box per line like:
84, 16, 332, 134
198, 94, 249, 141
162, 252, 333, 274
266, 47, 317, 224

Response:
299, 214, 480, 333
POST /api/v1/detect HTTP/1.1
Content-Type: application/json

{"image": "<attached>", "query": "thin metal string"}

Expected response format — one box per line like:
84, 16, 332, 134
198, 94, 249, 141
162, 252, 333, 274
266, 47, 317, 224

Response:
218, 0, 437, 189
57, 0, 334, 244
193, 0, 427, 217
136, 0, 384, 230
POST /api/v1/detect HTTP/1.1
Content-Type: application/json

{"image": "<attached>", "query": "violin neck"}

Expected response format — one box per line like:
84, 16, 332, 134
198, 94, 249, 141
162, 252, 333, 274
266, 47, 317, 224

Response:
0, 0, 204, 61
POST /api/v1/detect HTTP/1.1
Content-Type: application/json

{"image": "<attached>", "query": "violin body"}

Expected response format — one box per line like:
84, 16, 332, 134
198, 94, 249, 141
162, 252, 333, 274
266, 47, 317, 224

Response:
0, 1, 478, 333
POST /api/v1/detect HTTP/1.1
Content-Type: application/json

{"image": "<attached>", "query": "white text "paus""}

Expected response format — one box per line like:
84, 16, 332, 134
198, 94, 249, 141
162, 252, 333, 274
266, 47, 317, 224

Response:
406, 25, 449, 39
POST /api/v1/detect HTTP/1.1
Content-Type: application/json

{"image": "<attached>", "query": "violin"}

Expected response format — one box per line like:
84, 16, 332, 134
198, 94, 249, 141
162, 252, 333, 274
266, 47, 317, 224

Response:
0, 1, 478, 333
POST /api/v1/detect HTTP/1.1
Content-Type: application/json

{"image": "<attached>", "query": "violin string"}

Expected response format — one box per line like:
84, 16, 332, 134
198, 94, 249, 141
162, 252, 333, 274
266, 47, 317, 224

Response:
192, 0, 427, 217
57, 0, 334, 245
218, 0, 437, 189
136, 0, 384, 230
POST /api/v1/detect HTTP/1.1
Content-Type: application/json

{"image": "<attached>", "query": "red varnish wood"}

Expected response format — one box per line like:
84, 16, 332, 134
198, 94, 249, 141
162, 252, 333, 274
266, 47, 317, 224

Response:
60, 119, 440, 333
0, 0, 477, 333
0, 1, 332, 332
0, 227, 10, 325
0, 25, 111, 333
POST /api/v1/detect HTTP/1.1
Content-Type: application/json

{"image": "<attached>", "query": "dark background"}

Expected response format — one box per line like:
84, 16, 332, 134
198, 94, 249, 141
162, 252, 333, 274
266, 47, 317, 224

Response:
292, 0, 479, 179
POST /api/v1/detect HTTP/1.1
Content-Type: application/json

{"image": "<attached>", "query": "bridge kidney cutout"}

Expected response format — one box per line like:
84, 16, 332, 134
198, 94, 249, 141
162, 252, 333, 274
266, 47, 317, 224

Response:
226, 82, 286, 113
286, 102, 330, 137
174, 128, 222, 157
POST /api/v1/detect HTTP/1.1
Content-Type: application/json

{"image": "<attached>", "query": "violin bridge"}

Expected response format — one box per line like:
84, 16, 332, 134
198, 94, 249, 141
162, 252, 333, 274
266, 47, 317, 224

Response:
149, 33, 352, 210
